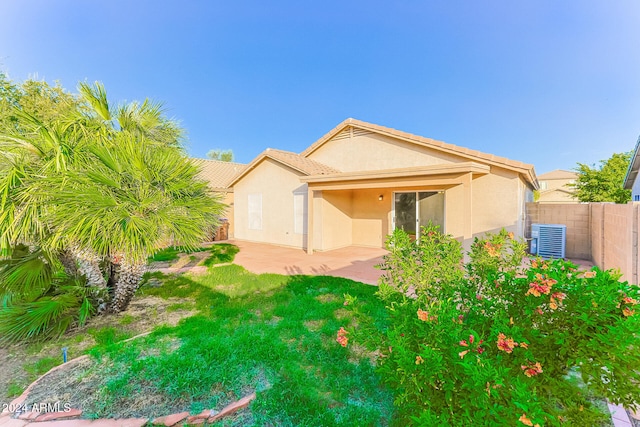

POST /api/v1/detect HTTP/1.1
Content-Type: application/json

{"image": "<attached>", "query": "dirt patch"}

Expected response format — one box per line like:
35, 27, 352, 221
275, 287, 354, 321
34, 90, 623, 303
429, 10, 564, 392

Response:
21, 352, 258, 420
304, 320, 325, 332
316, 294, 340, 304
0, 295, 195, 401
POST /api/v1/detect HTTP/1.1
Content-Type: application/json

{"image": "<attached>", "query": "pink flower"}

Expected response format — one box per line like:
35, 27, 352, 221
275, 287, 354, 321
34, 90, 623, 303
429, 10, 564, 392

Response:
497, 333, 518, 353
336, 327, 349, 347
521, 362, 543, 377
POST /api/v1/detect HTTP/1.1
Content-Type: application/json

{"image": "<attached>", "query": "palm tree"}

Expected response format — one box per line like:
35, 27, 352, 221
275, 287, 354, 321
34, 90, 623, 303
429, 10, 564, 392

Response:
0, 79, 223, 329
37, 131, 223, 311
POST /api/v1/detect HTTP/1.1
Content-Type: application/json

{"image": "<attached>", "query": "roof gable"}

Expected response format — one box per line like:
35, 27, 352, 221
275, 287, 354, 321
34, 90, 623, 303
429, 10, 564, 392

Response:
229, 148, 339, 187
302, 118, 538, 188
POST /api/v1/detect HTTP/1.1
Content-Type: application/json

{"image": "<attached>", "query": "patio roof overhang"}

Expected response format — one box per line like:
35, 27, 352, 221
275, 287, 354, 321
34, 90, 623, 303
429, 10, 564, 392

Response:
302, 163, 487, 254
300, 162, 490, 191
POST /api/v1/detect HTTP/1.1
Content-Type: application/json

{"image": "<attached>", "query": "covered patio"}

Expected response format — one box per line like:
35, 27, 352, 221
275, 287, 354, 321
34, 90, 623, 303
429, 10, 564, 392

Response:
230, 240, 387, 285
301, 163, 490, 254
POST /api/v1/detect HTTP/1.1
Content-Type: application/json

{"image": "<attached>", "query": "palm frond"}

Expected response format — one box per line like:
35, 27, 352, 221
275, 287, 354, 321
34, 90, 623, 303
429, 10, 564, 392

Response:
78, 81, 111, 122
0, 293, 77, 342
0, 245, 53, 300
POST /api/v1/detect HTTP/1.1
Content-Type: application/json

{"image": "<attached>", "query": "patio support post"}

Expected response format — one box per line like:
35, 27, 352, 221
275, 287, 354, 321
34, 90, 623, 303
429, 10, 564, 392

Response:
307, 187, 314, 254
462, 172, 473, 239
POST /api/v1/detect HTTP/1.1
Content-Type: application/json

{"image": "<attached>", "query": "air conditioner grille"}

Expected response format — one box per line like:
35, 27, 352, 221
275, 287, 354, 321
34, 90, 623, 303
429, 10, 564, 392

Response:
532, 223, 566, 259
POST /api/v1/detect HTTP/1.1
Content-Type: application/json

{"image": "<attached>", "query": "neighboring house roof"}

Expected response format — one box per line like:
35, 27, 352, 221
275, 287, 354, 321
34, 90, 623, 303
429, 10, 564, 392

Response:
228, 148, 340, 186
538, 169, 577, 180
539, 187, 574, 196
623, 135, 640, 189
301, 118, 538, 188
191, 158, 247, 191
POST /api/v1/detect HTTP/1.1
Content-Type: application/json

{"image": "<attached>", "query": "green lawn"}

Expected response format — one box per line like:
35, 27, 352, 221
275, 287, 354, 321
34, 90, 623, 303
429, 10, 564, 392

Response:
58, 264, 394, 425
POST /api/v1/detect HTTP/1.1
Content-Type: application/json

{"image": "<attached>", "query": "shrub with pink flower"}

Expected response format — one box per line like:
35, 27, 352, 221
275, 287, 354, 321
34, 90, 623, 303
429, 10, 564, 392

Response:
342, 225, 640, 426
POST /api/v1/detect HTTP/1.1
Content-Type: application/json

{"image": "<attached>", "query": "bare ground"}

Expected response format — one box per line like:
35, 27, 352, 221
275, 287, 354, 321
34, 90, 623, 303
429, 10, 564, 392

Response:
0, 294, 195, 403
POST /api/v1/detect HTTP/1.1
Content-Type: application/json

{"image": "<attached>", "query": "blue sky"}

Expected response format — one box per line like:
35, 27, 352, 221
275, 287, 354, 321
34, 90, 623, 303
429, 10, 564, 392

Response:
1, 1, 639, 174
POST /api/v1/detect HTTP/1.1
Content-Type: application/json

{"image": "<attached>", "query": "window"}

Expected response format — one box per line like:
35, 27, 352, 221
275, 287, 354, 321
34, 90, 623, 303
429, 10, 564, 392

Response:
635, 195, 640, 202
539, 181, 548, 190
293, 193, 307, 234
248, 193, 262, 230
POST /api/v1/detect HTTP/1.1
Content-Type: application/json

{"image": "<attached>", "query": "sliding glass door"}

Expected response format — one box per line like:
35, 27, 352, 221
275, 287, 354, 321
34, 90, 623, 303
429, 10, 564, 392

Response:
393, 191, 444, 238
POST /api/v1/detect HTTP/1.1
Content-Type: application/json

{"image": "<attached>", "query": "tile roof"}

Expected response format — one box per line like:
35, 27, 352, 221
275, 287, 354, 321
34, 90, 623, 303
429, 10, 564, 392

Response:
191, 158, 246, 191
301, 118, 538, 188
228, 148, 339, 186
262, 148, 340, 175
538, 169, 577, 180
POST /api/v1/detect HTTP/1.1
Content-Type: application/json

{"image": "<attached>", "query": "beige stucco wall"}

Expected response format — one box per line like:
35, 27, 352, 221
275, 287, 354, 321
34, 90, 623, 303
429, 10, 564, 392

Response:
319, 190, 354, 250
471, 167, 522, 238
538, 189, 577, 204
537, 176, 577, 204
307, 132, 462, 172
351, 189, 392, 247
220, 192, 235, 237
234, 159, 307, 248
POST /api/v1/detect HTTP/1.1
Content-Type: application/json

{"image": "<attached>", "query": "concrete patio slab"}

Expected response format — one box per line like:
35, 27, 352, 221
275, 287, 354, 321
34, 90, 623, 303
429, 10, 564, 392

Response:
229, 240, 596, 286
230, 240, 387, 285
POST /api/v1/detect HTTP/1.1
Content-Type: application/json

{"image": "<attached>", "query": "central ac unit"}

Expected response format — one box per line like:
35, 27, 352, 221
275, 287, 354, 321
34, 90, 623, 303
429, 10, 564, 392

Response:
531, 224, 566, 259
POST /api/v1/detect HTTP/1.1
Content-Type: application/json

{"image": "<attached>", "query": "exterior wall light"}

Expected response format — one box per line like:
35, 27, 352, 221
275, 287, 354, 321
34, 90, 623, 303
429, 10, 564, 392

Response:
378, 195, 384, 201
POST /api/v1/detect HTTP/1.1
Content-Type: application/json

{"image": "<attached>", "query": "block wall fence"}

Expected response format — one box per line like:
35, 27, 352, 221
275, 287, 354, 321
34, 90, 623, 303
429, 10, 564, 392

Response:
525, 203, 640, 285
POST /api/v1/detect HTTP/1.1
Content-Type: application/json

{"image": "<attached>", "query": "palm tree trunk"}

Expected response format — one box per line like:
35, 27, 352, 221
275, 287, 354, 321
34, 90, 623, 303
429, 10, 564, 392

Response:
109, 259, 145, 313
72, 249, 107, 289
57, 248, 78, 277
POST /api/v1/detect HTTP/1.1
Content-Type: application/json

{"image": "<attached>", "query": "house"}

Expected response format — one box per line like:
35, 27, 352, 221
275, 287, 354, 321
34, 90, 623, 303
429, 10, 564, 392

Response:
192, 158, 246, 238
623, 135, 640, 201
224, 118, 538, 253
536, 170, 578, 204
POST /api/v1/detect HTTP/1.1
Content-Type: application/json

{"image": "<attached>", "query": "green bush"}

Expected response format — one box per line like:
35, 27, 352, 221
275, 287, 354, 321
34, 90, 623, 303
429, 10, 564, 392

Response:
344, 225, 640, 426
0, 246, 99, 343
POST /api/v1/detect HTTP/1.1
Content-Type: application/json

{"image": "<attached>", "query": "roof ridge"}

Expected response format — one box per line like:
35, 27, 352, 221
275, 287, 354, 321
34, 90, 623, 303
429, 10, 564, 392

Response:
191, 157, 246, 166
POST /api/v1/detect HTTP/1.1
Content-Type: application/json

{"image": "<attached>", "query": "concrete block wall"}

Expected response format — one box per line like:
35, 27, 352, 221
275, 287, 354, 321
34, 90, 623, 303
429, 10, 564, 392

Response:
525, 202, 640, 284
525, 203, 591, 260
601, 204, 637, 282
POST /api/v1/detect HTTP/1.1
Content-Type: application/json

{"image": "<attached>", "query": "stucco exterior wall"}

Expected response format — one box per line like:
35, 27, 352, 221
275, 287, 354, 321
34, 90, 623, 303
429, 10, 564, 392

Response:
471, 167, 522, 238
319, 190, 354, 250
307, 132, 462, 172
444, 183, 465, 241
220, 192, 235, 237
234, 159, 307, 248
632, 176, 640, 201
351, 189, 392, 247
538, 189, 577, 204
